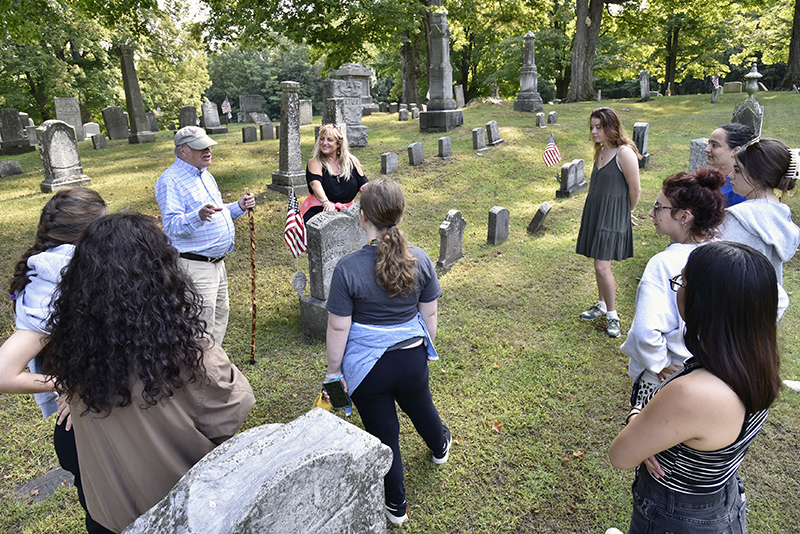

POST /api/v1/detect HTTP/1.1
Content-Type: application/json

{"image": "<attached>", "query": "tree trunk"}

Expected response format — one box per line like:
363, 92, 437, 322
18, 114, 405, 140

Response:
663, 26, 679, 94
779, 0, 800, 89
568, 0, 604, 102
401, 30, 423, 104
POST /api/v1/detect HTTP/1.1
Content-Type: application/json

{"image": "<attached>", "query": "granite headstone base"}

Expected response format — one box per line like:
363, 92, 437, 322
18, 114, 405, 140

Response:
419, 110, 463, 133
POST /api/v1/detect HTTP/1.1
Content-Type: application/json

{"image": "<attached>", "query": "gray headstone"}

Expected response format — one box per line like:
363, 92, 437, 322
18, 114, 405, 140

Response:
92, 134, 108, 150
547, 111, 558, 124
269, 81, 307, 195
438, 137, 452, 158
0, 108, 35, 155
408, 142, 424, 166
389, 102, 398, 113
491, 84, 500, 99
436, 210, 467, 271
53, 97, 85, 141
179, 106, 198, 129
115, 45, 155, 144
639, 70, 650, 101
454, 85, 465, 109
335, 63, 379, 114
242, 125, 257, 143
632, 122, 650, 169
399, 104, 408, 112
275, 124, 281, 139
202, 101, 227, 134
324, 98, 346, 130
36, 120, 91, 192
398, 110, 409, 121
379, 102, 388, 113
486, 121, 503, 146
381, 152, 398, 174
527, 201, 551, 233
322, 78, 368, 147
122, 409, 392, 534
688, 138, 709, 173
555, 159, 588, 198
723, 81, 742, 93
26, 125, 38, 146
649, 90, 662, 99
536, 113, 546, 128
419, 12, 464, 132
83, 122, 101, 138
299, 99, 313, 125
411, 108, 419, 120
711, 86, 723, 103
18, 112, 29, 125
487, 206, 509, 245
260, 123, 274, 141
597, 89, 602, 102
0, 160, 23, 177
238, 95, 263, 123
146, 112, 160, 132
732, 96, 764, 138
514, 32, 544, 112
472, 127, 486, 150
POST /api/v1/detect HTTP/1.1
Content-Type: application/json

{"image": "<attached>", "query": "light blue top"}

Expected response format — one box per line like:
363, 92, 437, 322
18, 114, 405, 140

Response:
342, 313, 438, 394
155, 157, 245, 257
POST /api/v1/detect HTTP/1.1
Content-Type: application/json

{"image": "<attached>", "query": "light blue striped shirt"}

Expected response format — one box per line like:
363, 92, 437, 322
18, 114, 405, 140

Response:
155, 157, 245, 257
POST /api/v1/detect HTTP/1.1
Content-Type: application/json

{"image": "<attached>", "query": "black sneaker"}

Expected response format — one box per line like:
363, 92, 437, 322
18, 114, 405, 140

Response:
432, 425, 452, 465
385, 501, 408, 524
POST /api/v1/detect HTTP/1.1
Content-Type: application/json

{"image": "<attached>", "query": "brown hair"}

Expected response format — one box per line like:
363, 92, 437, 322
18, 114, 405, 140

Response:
360, 179, 417, 297
10, 188, 107, 298
661, 168, 726, 241
589, 107, 641, 163
734, 138, 795, 196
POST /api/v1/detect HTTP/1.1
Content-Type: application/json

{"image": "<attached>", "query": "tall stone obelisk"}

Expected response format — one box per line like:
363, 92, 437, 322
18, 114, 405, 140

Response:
269, 81, 307, 195
115, 45, 155, 144
419, 11, 463, 133
514, 32, 543, 112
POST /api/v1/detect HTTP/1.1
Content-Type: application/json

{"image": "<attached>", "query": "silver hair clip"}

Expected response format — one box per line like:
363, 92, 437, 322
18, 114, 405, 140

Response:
786, 149, 800, 182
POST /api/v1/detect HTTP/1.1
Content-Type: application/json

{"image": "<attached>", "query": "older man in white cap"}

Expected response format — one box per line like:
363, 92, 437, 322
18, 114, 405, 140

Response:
155, 126, 255, 345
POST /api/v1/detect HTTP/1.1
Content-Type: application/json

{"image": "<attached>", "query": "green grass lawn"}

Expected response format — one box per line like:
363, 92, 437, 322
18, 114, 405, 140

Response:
1, 92, 799, 533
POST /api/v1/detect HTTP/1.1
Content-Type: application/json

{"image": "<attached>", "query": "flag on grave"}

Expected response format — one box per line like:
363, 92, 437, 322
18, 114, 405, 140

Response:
284, 190, 307, 258
543, 134, 562, 167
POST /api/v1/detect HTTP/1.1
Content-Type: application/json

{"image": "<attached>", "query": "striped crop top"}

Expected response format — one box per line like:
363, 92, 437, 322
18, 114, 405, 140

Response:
644, 358, 769, 494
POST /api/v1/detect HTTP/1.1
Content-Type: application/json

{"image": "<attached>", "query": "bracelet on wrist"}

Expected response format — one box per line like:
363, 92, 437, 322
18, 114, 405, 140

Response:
321, 199, 329, 205
325, 373, 344, 380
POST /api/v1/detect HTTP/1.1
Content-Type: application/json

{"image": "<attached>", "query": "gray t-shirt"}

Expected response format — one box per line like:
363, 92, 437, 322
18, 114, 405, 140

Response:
326, 245, 442, 325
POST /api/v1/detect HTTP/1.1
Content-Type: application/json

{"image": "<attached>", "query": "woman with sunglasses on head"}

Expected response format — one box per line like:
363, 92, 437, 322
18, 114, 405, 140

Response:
301, 123, 368, 224
576, 107, 642, 338
720, 137, 799, 318
621, 168, 727, 407
704, 123, 755, 207
611, 241, 781, 534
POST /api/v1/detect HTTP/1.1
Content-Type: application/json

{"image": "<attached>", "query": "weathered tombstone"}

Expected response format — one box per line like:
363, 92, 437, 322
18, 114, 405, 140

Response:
269, 81, 306, 195
123, 409, 392, 534
335, 63, 379, 114
688, 138, 709, 173
398, 110, 410, 121
322, 78, 368, 147
555, 159, 588, 198
381, 152, 398, 174
408, 142, 424, 166
299, 99, 313, 125
399, 104, 408, 112
711, 86, 723, 103
241, 125, 257, 143
490, 84, 500, 100
123, 111, 130, 130
36, 120, 91, 192
53, 97, 85, 141
472, 127, 486, 150
632, 122, 650, 168
379, 102, 388, 113
83, 122, 101, 138
487, 206, 509, 245
389, 102, 398, 113
514, 32, 544, 112
454, 85, 465, 109
527, 201, 551, 233
146, 112, 160, 132
259, 123, 274, 141
420, 12, 464, 132
201, 101, 228, 135
275, 124, 281, 139
238, 95, 263, 123
92, 134, 108, 150
300, 206, 367, 339
411, 108, 420, 119
323, 98, 346, 131
0, 160, 23, 177
438, 136, 452, 158
639, 69, 651, 102
732, 63, 764, 137
0, 108, 35, 155
536, 113, 546, 128
597, 89, 602, 102
436, 210, 466, 271
26, 125, 38, 146
486, 121, 503, 146
115, 45, 155, 143
179, 106, 198, 129
723, 81, 742, 93
548, 111, 558, 124
18, 112, 30, 126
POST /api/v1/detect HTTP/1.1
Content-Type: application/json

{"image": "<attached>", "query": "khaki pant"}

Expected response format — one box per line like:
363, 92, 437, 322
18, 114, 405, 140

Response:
178, 257, 229, 346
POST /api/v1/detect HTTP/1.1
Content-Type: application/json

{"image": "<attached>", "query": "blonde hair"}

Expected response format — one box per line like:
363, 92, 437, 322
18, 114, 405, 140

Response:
311, 124, 358, 179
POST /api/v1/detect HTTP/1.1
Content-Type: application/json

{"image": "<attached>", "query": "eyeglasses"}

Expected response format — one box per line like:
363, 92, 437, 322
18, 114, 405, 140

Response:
652, 202, 679, 214
669, 274, 685, 292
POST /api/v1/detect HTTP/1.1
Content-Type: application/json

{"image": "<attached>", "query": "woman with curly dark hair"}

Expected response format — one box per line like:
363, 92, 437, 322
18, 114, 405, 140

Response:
39, 213, 255, 533
621, 168, 727, 407
324, 179, 450, 525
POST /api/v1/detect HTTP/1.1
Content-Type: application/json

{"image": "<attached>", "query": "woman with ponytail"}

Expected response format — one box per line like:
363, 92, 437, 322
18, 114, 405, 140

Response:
324, 179, 451, 525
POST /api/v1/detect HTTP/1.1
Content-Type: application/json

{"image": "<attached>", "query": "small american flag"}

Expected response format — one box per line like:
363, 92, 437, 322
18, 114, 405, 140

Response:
543, 134, 562, 167
284, 190, 307, 258
221, 96, 232, 119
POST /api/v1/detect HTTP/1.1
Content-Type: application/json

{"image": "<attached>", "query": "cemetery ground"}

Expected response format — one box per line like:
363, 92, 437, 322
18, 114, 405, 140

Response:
1, 92, 799, 533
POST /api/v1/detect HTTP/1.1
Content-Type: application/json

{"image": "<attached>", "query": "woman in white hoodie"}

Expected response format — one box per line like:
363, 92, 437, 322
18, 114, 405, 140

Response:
721, 137, 799, 317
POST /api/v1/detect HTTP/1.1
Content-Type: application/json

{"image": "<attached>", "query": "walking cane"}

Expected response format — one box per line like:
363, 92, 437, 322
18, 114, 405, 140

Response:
245, 188, 256, 365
